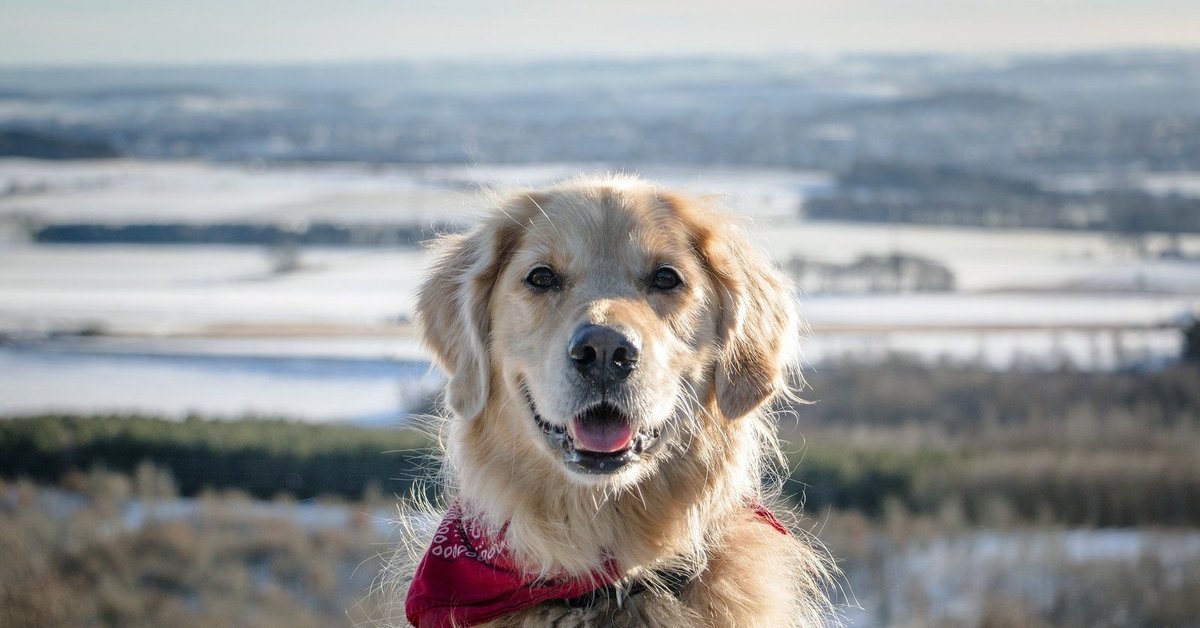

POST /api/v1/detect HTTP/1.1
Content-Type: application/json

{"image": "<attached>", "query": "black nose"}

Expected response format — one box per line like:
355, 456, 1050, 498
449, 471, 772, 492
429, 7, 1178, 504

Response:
568, 324, 640, 385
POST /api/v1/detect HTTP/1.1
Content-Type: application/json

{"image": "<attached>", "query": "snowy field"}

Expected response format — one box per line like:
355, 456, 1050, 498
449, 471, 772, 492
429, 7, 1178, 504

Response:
0, 159, 830, 225
2, 159, 1198, 420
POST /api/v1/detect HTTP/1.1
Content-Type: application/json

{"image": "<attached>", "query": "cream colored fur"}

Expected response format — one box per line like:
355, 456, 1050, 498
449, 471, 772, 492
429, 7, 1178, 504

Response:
384, 175, 835, 627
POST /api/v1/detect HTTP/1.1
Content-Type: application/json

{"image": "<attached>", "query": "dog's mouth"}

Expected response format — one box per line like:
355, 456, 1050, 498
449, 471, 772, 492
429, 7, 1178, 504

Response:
524, 388, 661, 475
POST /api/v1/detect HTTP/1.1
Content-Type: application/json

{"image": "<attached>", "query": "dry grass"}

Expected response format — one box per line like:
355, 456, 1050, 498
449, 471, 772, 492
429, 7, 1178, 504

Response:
0, 470, 389, 628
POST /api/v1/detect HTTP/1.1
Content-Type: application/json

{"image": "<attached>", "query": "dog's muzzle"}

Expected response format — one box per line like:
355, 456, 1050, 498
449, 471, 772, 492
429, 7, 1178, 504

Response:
523, 388, 661, 475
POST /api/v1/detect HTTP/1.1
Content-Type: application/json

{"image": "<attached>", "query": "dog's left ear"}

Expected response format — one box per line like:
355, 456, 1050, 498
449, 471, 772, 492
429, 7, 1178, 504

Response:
417, 211, 524, 421
681, 200, 801, 421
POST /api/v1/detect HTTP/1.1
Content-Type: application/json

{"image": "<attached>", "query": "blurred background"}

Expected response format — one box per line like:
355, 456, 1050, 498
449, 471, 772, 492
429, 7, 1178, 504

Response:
2, 2, 1200, 626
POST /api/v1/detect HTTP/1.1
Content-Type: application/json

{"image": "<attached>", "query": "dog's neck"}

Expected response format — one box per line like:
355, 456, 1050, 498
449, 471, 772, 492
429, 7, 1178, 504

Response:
447, 400, 766, 577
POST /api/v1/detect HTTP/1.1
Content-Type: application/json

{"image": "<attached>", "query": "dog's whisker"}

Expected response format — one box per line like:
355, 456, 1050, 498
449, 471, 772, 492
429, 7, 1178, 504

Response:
631, 480, 649, 511
525, 193, 561, 238
494, 201, 537, 236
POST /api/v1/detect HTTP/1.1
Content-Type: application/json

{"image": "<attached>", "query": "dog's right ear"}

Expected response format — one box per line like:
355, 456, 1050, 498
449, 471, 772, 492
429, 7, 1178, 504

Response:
661, 190, 801, 422
417, 215, 523, 421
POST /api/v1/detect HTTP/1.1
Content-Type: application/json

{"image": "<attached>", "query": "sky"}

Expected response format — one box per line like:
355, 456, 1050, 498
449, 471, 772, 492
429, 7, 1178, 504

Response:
1, 0, 1198, 66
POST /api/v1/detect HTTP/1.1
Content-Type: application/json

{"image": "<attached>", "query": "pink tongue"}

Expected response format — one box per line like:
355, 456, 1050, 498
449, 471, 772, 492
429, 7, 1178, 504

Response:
571, 407, 634, 453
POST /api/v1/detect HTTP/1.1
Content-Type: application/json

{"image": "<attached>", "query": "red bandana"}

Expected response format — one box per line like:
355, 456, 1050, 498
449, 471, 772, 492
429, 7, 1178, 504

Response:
405, 503, 789, 628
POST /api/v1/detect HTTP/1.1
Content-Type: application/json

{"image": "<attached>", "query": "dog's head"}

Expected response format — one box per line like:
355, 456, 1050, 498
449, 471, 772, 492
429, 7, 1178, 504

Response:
418, 176, 799, 488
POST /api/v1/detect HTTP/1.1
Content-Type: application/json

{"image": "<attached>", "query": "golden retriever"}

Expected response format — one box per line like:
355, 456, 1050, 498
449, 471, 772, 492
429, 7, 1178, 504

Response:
388, 175, 832, 627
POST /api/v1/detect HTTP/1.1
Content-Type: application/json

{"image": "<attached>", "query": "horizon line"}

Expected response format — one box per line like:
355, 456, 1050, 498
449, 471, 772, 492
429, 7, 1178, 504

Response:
2, 45, 1199, 73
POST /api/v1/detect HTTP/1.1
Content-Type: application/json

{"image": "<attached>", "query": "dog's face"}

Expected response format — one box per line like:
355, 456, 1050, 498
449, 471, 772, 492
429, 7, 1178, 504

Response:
492, 188, 716, 483
418, 178, 798, 489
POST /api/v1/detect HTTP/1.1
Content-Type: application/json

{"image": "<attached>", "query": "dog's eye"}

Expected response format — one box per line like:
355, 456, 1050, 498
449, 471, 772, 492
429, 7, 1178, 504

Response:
652, 266, 683, 291
524, 266, 560, 291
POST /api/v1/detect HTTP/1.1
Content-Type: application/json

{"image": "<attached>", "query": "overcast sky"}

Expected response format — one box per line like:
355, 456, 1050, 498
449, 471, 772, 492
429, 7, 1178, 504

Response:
2, 0, 1198, 66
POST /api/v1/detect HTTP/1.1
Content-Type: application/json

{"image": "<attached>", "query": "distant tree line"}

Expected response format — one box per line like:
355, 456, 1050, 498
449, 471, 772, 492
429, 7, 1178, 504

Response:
1187, 317, 1200, 364
787, 435, 1200, 527
33, 221, 456, 247
0, 415, 432, 500
0, 128, 120, 159
806, 160, 1200, 235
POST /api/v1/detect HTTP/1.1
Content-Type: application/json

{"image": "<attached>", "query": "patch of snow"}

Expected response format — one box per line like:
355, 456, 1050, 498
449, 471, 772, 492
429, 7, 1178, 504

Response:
0, 348, 442, 422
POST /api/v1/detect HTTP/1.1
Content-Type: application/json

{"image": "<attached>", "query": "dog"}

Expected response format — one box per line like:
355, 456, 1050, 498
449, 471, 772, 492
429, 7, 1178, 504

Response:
390, 175, 833, 627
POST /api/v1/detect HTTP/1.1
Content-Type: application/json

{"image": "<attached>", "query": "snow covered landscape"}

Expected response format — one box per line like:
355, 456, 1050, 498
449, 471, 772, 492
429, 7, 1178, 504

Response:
2, 50, 1199, 627
2, 158, 1198, 420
